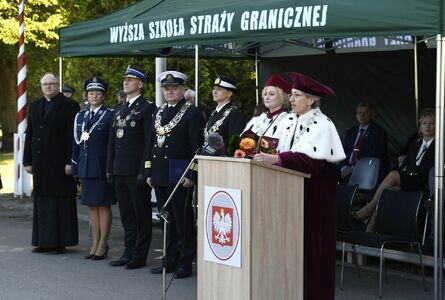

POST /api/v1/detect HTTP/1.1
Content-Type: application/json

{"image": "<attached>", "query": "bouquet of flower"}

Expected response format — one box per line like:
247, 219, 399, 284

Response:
229, 130, 279, 158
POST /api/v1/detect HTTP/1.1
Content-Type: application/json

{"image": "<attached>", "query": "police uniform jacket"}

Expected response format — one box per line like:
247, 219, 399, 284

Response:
206, 101, 245, 146
71, 106, 113, 179
107, 95, 156, 177
23, 93, 80, 197
145, 98, 205, 187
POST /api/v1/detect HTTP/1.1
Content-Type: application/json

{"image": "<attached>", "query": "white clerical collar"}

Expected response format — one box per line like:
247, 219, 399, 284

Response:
90, 105, 103, 114
216, 100, 231, 113
126, 94, 140, 107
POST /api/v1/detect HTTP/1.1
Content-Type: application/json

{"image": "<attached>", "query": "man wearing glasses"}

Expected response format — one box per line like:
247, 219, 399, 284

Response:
24, 72, 80, 254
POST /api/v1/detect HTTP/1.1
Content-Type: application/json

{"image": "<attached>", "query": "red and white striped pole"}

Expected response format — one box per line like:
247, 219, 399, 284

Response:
14, 0, 30, 196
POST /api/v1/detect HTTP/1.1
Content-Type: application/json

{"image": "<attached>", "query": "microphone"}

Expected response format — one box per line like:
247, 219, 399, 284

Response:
201, 132, 225, 156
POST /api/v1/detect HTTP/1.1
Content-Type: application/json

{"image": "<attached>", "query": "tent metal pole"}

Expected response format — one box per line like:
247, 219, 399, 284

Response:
255, 49, 259, 106
414, 36, 419, 123
434, 34, 444, 300
59, 57, 63, 92
156, 57, 167, 107
195, 45, 199, 107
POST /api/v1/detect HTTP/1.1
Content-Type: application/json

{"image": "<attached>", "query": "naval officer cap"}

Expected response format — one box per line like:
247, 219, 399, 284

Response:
212, 75, 238, 93
62, 84, 76, 94
287, 72, 335, 97
157, 71, 187, 87
84, 77, 108, 92
122, 65, 147, 82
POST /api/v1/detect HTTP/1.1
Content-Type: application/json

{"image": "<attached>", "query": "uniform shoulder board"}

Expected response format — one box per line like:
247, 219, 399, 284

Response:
106, 107, 114, 112
79, 108, 88, 113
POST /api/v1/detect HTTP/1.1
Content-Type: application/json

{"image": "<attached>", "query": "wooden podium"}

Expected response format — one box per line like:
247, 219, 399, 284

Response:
196, 156, 309, 300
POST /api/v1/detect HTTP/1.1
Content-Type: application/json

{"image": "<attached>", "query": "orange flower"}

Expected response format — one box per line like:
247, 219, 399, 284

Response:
234, 149, 246, 158
240, 137, 256, 150
260, 138, 269, 149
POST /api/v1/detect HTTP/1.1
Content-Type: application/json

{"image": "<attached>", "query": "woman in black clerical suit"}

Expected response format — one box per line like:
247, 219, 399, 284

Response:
72, 77, 115, 260
352, 109, 435, 232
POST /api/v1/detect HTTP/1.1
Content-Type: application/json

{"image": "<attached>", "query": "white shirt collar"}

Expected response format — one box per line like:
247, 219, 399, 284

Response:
126, 94, 140, 107
216, 100, 231, 113
90, 105, 102, 114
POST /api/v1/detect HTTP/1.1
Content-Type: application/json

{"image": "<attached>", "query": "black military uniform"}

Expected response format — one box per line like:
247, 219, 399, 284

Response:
205, 76, 245, 150
145, 71, 205, 278
106, 65, 156, 269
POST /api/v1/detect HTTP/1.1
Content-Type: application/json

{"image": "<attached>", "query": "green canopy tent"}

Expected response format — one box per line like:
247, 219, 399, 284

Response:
59, 0, 439, 57
59, 1, 445, 298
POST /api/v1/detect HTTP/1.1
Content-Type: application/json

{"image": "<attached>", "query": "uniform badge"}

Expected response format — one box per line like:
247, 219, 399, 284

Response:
166, 74, 174, 80
130, 121, 136, 127
214, 78, 221, 84
80, 131, 90, 141
157, 135, 165, 147
157, 127, 166, 136
116, 128, 124, 138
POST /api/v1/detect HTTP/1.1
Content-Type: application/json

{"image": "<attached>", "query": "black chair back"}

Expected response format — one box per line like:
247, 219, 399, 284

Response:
375, 188, 423, 240
336, 184, 358, 232
348, 157, 381, 193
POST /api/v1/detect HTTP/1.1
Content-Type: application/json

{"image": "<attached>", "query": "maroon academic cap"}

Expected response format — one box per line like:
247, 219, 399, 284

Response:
287, 72, 335, 96
264, 74, 292, 94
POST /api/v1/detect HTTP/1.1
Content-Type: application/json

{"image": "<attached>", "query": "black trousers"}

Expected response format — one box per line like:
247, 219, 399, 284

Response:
155, 185, 196, 269
115, 176, 152, 261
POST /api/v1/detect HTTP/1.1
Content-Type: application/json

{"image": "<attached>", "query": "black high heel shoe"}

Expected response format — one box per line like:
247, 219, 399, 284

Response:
92, 246, 109, 260
84, 253, 95, 259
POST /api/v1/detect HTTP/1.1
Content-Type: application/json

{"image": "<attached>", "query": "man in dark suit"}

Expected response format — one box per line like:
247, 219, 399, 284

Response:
106, 65, 156, 270
24, 72, 80, 254
339, 102, 388, 181
145, 70, 205, 279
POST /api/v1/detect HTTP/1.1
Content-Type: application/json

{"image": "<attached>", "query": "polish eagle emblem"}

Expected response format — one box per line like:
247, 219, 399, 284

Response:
212, 207, 233, 246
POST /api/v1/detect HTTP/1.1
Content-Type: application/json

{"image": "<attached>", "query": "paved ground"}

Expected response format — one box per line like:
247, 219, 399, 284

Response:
0, 193, 436, 300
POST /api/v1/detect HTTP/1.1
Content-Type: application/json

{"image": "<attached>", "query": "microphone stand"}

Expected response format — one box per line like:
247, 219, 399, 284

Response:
158, 149, 202, 300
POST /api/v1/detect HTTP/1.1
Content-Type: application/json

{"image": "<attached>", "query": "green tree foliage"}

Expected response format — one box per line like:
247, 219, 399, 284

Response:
0, 0, 257, 151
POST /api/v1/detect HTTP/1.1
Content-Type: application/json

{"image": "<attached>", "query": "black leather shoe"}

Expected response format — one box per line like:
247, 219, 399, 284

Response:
109, 258, 130, 267
84, 253, 95, 259
174, 267, 192, 279
32, 247, 53, 253
150, 265, 175, 274
125, 259, 146, 270
54, 247, 66, 254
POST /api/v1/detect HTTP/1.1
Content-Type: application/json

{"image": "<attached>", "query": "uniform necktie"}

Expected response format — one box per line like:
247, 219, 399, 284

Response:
350, 128, 365, 165
415, 143, 428, 166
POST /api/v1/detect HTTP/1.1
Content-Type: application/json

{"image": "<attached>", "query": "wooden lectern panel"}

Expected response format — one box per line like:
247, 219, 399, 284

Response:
198, 158, 252, 300
197, 157, 306, 300
250, 164, 304, 300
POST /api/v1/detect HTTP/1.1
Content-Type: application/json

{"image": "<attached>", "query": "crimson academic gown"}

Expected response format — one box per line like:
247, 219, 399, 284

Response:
279, 151, 337, 300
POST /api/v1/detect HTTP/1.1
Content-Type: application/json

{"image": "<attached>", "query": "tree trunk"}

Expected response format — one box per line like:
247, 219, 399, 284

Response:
0, 46, 18, 152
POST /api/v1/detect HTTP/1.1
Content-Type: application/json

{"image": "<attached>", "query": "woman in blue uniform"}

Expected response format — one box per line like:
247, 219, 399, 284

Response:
72, 77, 115, 260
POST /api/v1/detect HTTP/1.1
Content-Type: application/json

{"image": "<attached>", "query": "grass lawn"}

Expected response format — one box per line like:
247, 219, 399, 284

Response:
0, 152, 17, 194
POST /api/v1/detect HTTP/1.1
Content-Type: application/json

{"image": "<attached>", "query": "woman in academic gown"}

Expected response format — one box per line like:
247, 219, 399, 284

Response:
72, 77, 115, 260
254, 72, 345, 300
242, 74, 291, 138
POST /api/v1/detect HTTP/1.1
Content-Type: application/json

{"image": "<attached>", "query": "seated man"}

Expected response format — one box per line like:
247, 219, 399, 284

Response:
338, 102, 388, 182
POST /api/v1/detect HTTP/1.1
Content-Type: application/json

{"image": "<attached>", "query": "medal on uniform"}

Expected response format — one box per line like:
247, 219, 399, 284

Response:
130, 121, 136, 127
157, 134, 166, 147
116, 128, 124, 138
157, 127, 165, 136
80, 131, 90, 141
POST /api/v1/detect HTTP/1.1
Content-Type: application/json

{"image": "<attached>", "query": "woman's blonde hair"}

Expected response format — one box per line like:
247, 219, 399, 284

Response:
262, 86, 289, 109
418, 108, 435, 135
